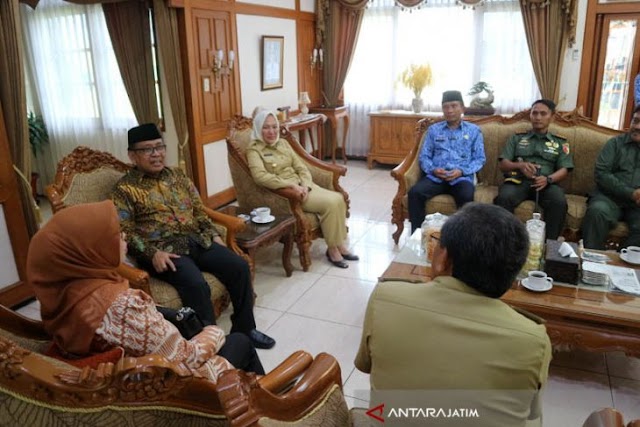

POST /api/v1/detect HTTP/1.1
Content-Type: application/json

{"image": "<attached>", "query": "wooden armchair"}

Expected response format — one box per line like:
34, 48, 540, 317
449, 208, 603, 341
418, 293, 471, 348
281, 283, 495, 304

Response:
217, 351, 370, 427
226, 115, 350, 271
0, 304, 329, 426
45, 146, 248, 317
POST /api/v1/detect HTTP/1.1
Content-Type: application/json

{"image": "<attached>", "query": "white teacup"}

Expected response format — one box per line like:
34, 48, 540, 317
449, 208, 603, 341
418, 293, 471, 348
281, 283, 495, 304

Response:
621, 246, 640, 263
527, 271, 553, 290
254, 207, 271, 221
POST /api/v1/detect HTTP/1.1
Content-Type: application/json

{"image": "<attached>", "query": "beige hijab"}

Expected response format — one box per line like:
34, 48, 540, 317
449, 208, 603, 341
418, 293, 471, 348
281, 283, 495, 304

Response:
28, 200, 129, 355
251, 109, 280, 142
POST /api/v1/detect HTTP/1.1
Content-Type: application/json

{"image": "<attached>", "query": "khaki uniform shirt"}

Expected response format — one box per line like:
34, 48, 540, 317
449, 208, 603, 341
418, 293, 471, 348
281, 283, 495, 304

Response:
355, 277, 551, 426
246, 138, 313, 190
500, 131, 574, 177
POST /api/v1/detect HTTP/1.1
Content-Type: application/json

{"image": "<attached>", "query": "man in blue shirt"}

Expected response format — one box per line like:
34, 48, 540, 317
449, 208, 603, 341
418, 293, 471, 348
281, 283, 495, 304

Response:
408, 90, 486, 232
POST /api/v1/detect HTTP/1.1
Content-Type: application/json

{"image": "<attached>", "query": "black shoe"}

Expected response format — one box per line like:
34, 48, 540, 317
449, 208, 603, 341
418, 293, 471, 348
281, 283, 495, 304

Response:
248, 329, 276, 349
341, 253, 359, 261
326, 251, 348, 268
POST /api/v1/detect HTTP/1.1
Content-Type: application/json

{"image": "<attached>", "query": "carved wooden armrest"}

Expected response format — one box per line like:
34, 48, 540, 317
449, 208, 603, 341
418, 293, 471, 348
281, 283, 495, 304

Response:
204, 207, 246, 256
117, 263, 151, 295
0, 304, 48, 340
257, 350, 313, 393
582, 408, 624, 427
216, 352, 342, 427
45, 184, 66, 214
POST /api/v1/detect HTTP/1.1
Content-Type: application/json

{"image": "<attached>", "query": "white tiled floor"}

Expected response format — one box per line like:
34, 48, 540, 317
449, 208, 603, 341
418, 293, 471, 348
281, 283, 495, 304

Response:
18, 160, 640, 425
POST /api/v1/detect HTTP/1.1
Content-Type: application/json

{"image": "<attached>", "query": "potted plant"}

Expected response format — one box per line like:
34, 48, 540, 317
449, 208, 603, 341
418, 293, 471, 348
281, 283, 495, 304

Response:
28, 111, 50, 157
398, 63, 433, 113
467, 81, 495, 115
27, 111, 50, 201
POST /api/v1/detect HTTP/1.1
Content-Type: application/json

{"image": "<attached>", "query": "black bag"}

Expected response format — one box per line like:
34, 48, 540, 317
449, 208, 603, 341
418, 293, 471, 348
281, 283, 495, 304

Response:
156, 306, 205, 340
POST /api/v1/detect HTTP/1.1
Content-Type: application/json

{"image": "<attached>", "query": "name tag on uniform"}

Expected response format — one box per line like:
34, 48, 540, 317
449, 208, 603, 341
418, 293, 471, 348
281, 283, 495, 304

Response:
264, 153, 273, 157
435, 136, 446, 142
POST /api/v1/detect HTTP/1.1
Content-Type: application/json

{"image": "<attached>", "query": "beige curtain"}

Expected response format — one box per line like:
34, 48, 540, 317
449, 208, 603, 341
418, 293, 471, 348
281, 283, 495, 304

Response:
0, 0, 38, 237
152, 0, 192, 178
519, 0, 578, 102
319, 0, 366, 107
103, 0, 159, 125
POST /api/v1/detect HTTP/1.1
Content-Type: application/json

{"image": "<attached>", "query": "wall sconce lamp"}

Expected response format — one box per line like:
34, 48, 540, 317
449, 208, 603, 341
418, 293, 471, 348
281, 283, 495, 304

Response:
212, 49, 235, 78
310, 47, 323, 72
299, 91, 311, 115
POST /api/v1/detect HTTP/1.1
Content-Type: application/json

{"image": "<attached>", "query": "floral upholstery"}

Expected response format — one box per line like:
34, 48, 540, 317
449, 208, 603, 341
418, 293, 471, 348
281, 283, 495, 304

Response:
45, 146, 236, 316
226, 116, 348, 271
391, 111, 625, 247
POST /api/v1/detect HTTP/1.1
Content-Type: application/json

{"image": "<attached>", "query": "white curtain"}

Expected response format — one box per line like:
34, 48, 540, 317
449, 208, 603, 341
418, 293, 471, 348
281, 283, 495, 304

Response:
21, 0, 136, 188
344, 0, 540, 158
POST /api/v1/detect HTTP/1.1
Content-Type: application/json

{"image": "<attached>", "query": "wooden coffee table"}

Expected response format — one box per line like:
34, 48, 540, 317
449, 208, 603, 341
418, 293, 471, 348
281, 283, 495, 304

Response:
381, 240, 640, 357
219, 206, 295, 279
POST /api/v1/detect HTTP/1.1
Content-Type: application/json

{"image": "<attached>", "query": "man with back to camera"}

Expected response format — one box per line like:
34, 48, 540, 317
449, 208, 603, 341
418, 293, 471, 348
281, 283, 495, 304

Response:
582, 105, 640, 249
494, 99, 574, 240
111, 123, 275, 349
407, 90, 486, 233
356, 203, 551, 426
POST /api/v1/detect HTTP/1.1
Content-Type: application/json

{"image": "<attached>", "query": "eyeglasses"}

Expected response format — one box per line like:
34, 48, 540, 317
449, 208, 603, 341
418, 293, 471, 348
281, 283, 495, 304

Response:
129, 144, 166, 156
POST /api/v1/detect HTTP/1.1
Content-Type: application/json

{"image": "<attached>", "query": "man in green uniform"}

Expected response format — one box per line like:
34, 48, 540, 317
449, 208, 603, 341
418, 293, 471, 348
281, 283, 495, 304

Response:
582, 105, 640, 249
494, 99, 574, 239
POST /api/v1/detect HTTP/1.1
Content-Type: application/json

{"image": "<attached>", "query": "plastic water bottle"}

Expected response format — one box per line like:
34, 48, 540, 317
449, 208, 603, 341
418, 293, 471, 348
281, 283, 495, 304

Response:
522, 213, 546, 276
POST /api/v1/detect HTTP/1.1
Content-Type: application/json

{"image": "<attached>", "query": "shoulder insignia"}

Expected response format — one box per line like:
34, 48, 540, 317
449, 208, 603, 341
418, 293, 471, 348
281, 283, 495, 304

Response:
562, 143, 570, 154
515, 131, 529, 136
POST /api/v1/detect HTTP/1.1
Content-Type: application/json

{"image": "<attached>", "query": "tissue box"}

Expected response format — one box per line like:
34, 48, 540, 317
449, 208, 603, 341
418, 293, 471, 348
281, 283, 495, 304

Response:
544, 239, 579, 284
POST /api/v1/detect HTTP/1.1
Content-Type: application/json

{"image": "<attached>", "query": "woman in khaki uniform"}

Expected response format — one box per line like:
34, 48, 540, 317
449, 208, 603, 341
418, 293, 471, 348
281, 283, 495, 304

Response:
246, 110, 358, 268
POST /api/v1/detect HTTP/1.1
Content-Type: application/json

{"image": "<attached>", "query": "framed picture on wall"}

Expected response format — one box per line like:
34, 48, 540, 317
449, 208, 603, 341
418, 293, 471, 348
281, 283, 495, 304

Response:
261, 36, 284, 90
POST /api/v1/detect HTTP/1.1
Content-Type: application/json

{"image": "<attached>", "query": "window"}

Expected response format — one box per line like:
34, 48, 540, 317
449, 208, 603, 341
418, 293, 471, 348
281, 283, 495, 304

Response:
344, 0, 539, 113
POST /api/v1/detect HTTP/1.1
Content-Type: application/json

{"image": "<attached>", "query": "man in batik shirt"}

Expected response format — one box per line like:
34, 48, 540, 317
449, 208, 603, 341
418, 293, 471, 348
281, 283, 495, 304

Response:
111, 123, 275, 349
408, 90, 486, 232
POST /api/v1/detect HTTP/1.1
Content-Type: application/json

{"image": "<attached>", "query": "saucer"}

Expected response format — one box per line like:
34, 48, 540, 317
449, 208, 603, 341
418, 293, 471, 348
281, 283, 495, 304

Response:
620, 252, 640, 266
521, 278, 552, 292
252, 215, 275, 224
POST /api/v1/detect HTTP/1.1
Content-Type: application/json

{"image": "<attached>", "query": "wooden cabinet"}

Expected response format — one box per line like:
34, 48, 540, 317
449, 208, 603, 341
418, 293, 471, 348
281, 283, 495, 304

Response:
368, 111, 441, 169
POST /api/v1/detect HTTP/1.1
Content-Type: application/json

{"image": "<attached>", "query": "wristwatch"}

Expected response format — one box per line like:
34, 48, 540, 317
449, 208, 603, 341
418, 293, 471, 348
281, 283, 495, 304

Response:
546, 176, 554, 185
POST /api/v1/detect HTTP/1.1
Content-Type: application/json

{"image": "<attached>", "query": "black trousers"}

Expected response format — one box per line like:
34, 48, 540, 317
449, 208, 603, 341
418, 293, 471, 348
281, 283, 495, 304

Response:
408, 177, 475, 233
141, 240, 256, 333
218, 332, 265, 375
494, 182, 567, 240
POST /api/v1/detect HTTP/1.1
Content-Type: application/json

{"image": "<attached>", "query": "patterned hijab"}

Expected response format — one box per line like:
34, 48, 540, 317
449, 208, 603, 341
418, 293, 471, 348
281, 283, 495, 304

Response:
28, 200, 129, 355
251, 109, 279, 143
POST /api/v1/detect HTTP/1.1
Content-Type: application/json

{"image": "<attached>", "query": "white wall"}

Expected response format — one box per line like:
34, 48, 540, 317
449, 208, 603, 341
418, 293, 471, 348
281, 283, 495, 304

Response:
300, 0, 315, 13
236, 14, 299, 116
557, 0, 589, 110
204, 141, 233, 197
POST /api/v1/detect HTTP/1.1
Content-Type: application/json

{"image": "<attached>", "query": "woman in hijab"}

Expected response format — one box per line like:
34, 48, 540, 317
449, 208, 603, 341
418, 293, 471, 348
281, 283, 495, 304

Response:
28, 200, 264, 380
246, 109, 358, 268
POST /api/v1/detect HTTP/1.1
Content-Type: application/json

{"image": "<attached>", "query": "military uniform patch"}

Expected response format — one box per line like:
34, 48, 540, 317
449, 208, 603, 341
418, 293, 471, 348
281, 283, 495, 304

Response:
562, 143, 570, 154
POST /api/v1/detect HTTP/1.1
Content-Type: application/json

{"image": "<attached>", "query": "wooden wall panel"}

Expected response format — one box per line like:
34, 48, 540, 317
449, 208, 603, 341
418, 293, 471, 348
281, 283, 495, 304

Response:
297, 17, 321, 108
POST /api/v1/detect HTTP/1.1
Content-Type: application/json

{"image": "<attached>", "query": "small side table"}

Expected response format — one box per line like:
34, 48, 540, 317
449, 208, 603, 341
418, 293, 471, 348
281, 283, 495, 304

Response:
310, 106, 349, 164
283, 114, 325, 159
219, 206, 295, 279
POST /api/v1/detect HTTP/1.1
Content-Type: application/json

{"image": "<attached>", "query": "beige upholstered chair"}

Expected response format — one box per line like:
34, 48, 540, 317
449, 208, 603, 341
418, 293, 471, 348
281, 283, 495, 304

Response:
217, 351, 370, 427
0, 304, 330, 426
45, 146, 249, 316
226, 115, 350, 271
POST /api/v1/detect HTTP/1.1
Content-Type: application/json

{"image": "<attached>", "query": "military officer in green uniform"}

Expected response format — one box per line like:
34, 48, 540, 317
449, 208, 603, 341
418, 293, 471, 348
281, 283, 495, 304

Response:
582, 105, 640, 249
494, 99, 574, 239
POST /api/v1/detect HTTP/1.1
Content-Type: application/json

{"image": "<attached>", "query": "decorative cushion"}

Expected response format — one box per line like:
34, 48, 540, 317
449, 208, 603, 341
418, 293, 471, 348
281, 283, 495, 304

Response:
61, 168, 126, 206
257, 385, 350, 427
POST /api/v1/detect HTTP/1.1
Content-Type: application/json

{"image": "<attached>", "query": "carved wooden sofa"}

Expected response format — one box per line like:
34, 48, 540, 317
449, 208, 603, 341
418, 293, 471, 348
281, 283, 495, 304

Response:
391, 111, 625, 248
0, 304, 352, 426
45, 146, 248, 317
226, 115, 350, 271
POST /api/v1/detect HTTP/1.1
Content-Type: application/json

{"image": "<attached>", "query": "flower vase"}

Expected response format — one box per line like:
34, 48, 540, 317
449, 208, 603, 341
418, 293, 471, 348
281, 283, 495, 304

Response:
411, 98, 424, 113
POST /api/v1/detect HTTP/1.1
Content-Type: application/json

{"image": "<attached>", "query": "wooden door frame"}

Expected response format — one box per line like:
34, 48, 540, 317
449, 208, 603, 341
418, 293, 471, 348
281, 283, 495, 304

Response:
578, 0, 640, 128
